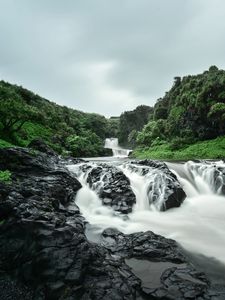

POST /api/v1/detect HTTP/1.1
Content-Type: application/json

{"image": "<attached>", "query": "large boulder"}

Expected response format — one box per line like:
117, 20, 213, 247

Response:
101, 228, 213, 300
28, 138, 57, 156
0, 147, 58, 175
86, 163, 136, 214
101, 228, 186, 263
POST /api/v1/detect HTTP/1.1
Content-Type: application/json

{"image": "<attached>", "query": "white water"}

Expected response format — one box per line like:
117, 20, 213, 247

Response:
104, 138, 131, 157
69, 160, 225, 265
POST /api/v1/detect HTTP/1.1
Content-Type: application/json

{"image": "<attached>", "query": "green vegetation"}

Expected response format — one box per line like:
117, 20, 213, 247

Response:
107, 117, 120, 138
66, 130, 103, 157
1, 65, 225, 159
0, 80, 116, 157
0, 170, 12, 183
133, 136, 225, 160
0, 86, 41, 137
0, 138, 14, 148
118, 105, 153, 147
133, 66, 225, 159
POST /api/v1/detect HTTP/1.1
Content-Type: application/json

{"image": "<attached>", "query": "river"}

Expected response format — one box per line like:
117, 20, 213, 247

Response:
68, 138, 225, 286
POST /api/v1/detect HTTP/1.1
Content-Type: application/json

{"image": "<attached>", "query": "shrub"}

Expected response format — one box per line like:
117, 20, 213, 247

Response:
0, 170, 12, 183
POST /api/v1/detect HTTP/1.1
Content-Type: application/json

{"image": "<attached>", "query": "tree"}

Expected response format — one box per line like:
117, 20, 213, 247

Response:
66, 130, 103, 157
128, 129, 138, 147
154, 106, 168, 120
173, 76, 181, 87
136, 119, 166, 146
119, 105, 153, 146
0, 86, 41, 136
107, 117, 119, 137
208, 103, 225, 134
209, 65, 219, 72
83, 113, 108, 139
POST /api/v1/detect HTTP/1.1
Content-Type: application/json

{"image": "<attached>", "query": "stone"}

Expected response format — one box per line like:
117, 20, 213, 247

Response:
0, 148, 223, 299
86, 163, 136, 214
28, 138, 57, 156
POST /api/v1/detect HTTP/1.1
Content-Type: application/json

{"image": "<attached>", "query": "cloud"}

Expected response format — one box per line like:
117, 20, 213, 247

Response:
0, 0, 225, 116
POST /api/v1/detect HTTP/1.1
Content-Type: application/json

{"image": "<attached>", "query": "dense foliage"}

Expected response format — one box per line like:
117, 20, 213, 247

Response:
118, 105, 153, 147
1, 65, 225, 159
0, 80, 114, 157
135, 66, 225, 155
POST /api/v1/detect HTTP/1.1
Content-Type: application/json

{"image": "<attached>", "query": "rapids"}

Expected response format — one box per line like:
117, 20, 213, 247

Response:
68, 159, 225, 266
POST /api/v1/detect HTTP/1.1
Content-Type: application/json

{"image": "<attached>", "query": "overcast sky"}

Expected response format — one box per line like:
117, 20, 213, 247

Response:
0, 0, 225, 117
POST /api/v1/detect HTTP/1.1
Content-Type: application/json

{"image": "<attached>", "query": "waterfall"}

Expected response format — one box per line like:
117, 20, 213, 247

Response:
104, 138, 131, 157
167, 160, 225, 196
68, 160, 225, 265
121, 163, 175, 211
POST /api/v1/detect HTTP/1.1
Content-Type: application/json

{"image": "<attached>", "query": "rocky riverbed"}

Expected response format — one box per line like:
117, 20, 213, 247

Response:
0, 144, 224, 299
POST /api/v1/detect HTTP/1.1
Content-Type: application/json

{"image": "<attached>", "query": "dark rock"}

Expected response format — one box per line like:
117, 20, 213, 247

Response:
101, 228, 186, 263
0, 149, 223, 299
101, 228, 213, 299
86, 163, 136, 214
0, 147, 58, 175
28, 138, 57, 156
0, 148, 139, 299
0, 275, 34, 300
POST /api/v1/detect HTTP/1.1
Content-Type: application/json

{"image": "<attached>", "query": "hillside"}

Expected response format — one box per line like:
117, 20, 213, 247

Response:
133, 66, 225, 159
0, 80, 116, 157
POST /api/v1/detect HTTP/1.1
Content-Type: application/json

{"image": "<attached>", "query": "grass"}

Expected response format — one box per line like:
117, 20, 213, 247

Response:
0, 122, 52, 148
132, 136, 225, 160
16, 122, 53, 147
0, 121, 63, 154
0, 138, 14, 148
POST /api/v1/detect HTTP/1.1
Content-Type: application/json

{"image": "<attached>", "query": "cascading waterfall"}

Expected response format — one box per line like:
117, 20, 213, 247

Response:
167, 160, 225, 195
68, 160, 225, 265
121, 163, 183, 211
104, 138, 131, 157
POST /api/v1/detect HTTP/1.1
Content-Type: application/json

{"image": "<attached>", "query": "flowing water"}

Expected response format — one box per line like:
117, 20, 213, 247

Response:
68, 155, 225, 267
104, 137, 131, 157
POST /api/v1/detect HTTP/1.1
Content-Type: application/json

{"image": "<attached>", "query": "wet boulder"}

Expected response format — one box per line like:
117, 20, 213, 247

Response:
101, 228, 212, 300
0, 147, 58, 175
86, 163, 136, 214
28, 138, 57, 156
101, 228, 186, 263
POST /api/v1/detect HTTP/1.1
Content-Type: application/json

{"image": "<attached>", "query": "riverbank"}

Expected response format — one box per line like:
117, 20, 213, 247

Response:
132, 136, 225, 160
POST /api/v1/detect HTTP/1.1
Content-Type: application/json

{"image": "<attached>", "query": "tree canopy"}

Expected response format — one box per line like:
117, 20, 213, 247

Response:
136, 66, 225, 148
0, 80, 111, 156
0, 85, 41, 134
